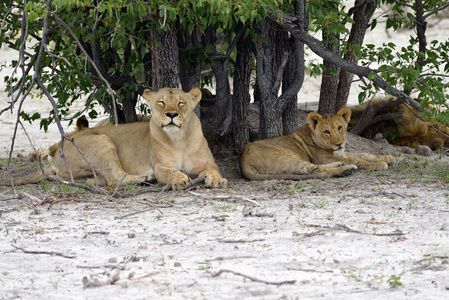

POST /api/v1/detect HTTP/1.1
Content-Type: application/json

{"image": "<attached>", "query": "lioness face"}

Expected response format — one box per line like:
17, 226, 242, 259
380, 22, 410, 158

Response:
142, 87, 202, 130
307, 107, 351, 155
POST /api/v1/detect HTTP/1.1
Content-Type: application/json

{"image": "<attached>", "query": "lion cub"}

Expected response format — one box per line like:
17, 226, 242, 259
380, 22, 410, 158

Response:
240, 107, 395, 180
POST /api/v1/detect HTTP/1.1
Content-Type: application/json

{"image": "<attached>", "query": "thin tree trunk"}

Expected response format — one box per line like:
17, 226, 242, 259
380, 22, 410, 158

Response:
282, 0, 307, 135
150, 23, 179, 90
336, 0, 375, 108
318, 36, 340, 114
213, 58, 232, 135
232, 22, 252, 152
122, 90, 138, 123
256, 18, 283, 139
179, 22, 202, 117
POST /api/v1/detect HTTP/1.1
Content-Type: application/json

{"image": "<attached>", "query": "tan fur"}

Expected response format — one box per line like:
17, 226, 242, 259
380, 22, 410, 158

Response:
5, 88, 227, 190
29, 116, 90, 161
240, 107, 395, 181
350, 99, 449, 150
94, 114, 151, 127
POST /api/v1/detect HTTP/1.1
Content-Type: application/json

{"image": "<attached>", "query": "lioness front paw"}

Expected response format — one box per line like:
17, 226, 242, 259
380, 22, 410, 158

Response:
205, 174, 228, 189
170, 172, 191, 190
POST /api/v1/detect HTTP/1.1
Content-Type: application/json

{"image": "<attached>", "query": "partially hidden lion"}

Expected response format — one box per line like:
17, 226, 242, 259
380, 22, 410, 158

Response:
349, 99, 449, 150
239, 107, 395, 181
4, 87, 227, 189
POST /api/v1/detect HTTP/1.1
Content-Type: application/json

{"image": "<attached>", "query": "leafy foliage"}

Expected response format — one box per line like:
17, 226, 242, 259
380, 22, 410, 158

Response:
0, 0, 448, 134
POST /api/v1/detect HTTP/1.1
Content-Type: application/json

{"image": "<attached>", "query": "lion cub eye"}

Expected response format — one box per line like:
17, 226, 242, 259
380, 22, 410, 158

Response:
157, 101, 165, 106
178, 102, 185, 107
324, 130, 331, 135
338, 126, 343, 131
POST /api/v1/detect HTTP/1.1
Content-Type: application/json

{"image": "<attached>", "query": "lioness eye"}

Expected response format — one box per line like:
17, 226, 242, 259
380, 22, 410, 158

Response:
338, 126, 343, 131
157, 101, 164, 106
178, 102, 185, 107
324, 130, 330, 135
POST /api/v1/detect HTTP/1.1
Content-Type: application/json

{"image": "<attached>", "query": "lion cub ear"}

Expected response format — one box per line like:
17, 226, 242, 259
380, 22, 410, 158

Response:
307, 112, 323, 130
337, 107, 351, 124
188, 87, 202, 105
142, 89, 156, 102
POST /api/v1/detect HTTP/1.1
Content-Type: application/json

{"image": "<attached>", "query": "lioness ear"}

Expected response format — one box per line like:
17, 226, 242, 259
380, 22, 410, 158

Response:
142, 89, 156, 102
188, 87, 202, 105
337, 107, 351, 124
307, 112, 323, 130
76, 115, 89, 131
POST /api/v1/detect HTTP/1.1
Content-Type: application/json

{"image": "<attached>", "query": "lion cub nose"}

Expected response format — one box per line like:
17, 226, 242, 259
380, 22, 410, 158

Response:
166, 112, 179, 119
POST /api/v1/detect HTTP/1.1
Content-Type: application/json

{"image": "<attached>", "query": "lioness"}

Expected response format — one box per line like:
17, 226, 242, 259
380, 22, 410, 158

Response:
4, 87, 227, 189
350, 99, 449, 150
240, 107, 395, 180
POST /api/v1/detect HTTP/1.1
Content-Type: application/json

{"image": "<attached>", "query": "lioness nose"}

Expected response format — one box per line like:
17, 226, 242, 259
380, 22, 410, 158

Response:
166, 112, 179, 119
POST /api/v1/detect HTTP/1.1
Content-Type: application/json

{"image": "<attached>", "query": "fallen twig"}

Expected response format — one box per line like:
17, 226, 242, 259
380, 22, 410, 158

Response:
204, 255, 255, 262
217, 239, 265, 243
77, 264, 126, 270
188, 191, 261, 207
208, 269, 296, 286
301, 224, 405, 237
339, 191, 406, 202
12, 245, 76, 259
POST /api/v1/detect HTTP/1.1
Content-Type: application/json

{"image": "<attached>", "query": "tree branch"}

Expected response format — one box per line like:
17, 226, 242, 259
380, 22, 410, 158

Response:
268, 10, 426, 113
423, 2, 449, 20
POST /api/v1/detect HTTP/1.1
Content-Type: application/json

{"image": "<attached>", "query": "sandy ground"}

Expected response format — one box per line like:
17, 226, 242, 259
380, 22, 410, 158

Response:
1, 13, 449, 300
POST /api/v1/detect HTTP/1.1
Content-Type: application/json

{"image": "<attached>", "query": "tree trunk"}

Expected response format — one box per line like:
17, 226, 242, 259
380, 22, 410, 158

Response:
179, 22, 202, 117
122, 90, 138, 123
213, 57, 232, 135
256, 18, 283, 139
150, 22, 179, 90
336, 0, 375, 108
282, 0, 307, 135
232, 22, 252, 153
316, 1, 340, 114
318, 32, 340, 114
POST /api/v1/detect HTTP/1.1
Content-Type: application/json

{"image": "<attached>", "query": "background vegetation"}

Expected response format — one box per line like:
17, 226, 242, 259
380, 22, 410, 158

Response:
1, 0, 448, 152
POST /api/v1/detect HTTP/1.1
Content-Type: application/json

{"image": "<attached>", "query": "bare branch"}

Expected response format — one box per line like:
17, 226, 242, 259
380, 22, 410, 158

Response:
52, 12, 120, 125
209, 269, 296, 286
423, 2, 449, 19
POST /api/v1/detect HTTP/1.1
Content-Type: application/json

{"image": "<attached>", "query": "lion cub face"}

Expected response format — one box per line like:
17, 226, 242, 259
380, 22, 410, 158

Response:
307, 107, 351, 156
142, 87, 202, 130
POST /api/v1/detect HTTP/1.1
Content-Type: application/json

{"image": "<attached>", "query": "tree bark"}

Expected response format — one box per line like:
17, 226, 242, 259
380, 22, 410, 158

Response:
179, 22, 202, 117
232, 22, 252, 153
150, 22, 179, 90
282, 0, 307, 135
213, 57, 232, 135
318, 2, 340, 114
256, 18, 283, 139
336, 0, 375, 108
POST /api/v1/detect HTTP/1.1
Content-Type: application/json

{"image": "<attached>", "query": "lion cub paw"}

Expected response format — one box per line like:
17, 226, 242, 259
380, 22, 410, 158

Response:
382, 155, 396, 164
205, 174, 228, 189
170, 171, 191, 190
376, 161, 389, 170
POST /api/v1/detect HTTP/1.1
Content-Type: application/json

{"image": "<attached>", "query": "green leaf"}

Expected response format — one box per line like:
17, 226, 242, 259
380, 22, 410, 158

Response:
370, 18, 377, 31
368, 71, 377, 80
